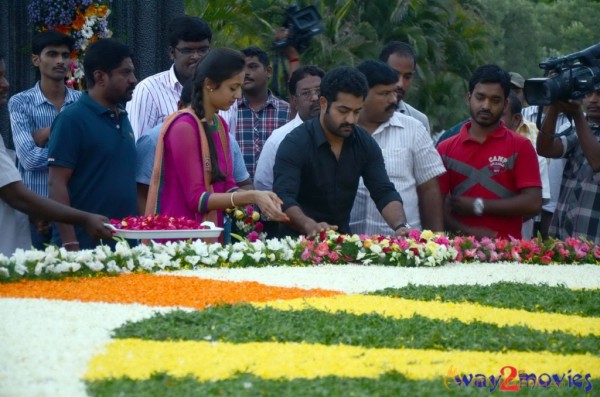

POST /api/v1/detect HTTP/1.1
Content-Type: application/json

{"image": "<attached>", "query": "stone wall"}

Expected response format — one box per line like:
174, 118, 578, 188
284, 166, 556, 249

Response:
0, 0, 185, 149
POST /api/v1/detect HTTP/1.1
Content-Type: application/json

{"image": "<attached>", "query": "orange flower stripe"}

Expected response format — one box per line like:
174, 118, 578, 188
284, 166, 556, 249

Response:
0, 274, 341, 309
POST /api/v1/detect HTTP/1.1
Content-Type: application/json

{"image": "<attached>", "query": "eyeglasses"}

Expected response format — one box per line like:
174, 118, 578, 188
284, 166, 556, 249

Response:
296, 88, 320, 100
174, 46, 210, 56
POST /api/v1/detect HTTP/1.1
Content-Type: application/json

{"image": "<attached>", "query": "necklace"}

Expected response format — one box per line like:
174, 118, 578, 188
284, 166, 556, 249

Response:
204, 114, 219, 131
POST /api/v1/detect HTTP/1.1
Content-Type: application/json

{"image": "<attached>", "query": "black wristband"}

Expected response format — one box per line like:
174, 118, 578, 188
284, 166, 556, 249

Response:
393, 222, 410, 231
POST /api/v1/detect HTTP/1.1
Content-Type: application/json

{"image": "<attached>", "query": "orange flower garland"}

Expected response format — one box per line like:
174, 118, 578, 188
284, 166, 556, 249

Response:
0, 274, 341, 309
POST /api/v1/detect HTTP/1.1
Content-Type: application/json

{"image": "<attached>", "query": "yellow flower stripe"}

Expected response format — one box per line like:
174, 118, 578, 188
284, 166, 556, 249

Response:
253, 295, 600, 337
85, 339, 599, 381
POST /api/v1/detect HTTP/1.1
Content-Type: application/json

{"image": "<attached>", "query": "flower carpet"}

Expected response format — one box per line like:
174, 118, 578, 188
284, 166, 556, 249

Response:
1, 233, 599, 396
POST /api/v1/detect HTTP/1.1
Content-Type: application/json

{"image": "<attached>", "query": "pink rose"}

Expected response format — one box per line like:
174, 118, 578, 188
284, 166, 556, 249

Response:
247, 231, 259, 242
315, 241, 330, 257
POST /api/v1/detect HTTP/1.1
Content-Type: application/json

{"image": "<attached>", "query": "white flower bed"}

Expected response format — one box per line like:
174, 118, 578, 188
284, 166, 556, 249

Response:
1, 264, 599, 396
160, 262, 600, 292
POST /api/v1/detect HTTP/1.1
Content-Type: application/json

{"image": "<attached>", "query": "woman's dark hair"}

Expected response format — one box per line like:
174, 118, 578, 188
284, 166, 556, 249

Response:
468, 64, 511, 99
180, 80, 194, 106
32, 30, 75, 55
191, 47, 245, 182
83, 39, 132, 88
320, 66, 368, 111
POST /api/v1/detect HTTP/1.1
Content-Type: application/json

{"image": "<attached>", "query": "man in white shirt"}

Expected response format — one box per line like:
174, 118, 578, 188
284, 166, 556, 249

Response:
126, 16, 238, 140
379, 41, 431, 134
350, 60, 445, 234
254, 65, 324, 191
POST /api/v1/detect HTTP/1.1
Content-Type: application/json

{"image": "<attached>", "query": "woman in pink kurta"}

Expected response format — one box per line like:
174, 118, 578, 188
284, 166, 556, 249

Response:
159, 113, 236, 226
146, 48, 288, 229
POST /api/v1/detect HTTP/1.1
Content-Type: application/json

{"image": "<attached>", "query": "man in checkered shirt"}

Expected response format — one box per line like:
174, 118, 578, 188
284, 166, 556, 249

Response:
536, 90, 600, 244
236, 46, 290, 179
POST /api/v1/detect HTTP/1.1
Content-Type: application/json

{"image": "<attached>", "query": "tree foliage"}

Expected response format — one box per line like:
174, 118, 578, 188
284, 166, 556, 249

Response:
185, 0, 598, 132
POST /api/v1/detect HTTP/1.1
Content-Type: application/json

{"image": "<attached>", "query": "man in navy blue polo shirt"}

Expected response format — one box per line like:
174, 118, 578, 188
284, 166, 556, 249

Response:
48, 39, 138, 250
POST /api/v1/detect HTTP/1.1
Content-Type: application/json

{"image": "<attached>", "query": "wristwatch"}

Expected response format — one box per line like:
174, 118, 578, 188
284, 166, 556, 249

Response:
473, 198, 485, 216
394, 222, 411, 231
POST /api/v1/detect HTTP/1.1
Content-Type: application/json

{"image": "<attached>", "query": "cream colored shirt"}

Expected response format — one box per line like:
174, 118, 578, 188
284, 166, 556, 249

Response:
350, 112, 445, 234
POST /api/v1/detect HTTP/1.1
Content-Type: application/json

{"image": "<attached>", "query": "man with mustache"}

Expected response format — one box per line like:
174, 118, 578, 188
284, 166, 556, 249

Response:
536, 89, 600, 244
254, 65, 324, 191
126, 16, 215, 141
236, 46, 290, 179
380, 41, 431, 134
350, 60, 445, 235
437, 65, 542, 239
273, 66, 409, 239
8, 30, 81, 248
48, 39, 138, 250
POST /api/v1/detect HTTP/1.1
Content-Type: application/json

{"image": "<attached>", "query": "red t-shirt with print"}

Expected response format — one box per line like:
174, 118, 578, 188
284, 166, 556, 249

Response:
437, 121, 541, 239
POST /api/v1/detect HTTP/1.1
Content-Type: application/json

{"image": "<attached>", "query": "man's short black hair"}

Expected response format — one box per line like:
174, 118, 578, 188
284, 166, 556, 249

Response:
356, 60, 398, 89
32, 30, 75, 55
168, 16, 212, 48
469, 64, 511, 99
241, 46, 269, 67
379, 41, 416, 64
288, 65, 324, 95
83, 39, 132, 88
320, 66, 368, 106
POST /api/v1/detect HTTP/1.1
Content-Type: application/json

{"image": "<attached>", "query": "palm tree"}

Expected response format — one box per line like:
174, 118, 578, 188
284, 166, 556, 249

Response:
186, 0, 495, 131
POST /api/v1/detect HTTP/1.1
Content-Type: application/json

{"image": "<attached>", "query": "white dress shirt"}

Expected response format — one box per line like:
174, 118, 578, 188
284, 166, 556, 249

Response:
398, 100, 431, 134
350, 112, 446, 234
126, 64, 238, 141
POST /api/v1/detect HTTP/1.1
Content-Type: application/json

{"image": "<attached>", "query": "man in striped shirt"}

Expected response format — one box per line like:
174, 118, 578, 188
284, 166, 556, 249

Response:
237, 46, 290, 179
126, 16, 215, 140
350, 60, 445, 235
8, 31, 81, 249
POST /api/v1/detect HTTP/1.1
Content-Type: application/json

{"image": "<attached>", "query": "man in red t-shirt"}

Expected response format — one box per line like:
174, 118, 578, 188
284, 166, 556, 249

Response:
437, 65, 542, 239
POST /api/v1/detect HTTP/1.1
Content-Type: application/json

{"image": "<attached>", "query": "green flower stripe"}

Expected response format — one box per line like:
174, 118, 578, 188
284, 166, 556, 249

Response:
86, 372, 600, 397
372, 283, 600, 317
113, 305, 599, 355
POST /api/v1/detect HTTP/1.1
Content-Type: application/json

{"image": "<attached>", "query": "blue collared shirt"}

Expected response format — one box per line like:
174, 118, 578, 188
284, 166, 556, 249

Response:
8, 82, 81, 196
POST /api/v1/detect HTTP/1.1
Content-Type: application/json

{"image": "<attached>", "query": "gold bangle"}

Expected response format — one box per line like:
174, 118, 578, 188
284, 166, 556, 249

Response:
230, 192, 236, 208
62, 241, 79, 247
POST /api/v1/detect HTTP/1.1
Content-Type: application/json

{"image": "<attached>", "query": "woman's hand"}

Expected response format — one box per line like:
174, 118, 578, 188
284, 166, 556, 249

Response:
254, 191, 289, 222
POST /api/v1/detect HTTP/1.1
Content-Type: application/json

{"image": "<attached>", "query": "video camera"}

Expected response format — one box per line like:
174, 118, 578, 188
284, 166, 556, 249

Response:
273, 4, 324, 53
524, 43, 600, 106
